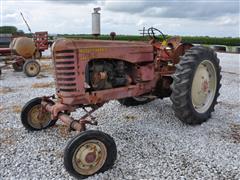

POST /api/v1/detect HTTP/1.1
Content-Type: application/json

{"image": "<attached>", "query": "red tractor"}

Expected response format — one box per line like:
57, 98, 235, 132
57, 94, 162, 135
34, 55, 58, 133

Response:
21, 28, 221, 178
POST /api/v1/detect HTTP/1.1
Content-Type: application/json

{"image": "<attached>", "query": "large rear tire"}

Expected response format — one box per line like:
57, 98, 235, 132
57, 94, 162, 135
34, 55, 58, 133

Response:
170, 46, 221, 125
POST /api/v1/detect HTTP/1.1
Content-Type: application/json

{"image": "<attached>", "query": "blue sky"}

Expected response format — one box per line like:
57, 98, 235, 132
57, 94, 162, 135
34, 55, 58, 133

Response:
1, 0, 239, 37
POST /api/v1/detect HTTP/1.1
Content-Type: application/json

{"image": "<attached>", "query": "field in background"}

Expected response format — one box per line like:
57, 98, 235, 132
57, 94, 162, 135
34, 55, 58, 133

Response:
56, 34, 240, 46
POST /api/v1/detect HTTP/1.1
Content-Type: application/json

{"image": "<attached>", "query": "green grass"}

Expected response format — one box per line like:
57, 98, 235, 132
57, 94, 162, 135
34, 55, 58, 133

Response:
55, 34, 240, 46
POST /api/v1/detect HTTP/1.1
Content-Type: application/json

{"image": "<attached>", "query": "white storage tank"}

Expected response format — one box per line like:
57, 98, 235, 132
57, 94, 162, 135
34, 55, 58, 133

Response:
92, 7, 101, 36
11, 37, 36, 58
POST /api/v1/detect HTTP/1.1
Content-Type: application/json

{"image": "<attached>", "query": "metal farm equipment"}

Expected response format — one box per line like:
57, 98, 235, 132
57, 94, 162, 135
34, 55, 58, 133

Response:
0, 12, 49, 76
0, 31, 48, 77
21, 27, 221, 178
33, 31, 49, 59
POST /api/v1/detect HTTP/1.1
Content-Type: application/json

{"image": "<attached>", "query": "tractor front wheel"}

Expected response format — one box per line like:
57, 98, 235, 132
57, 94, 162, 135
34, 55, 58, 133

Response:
21, 97, 57, 131
64, 130, 117, 179
23, 60, 41, 77
170, 46, 221, 125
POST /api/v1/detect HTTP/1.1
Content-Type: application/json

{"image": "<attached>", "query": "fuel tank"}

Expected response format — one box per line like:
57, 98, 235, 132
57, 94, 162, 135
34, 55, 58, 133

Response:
10, 37, 36, 58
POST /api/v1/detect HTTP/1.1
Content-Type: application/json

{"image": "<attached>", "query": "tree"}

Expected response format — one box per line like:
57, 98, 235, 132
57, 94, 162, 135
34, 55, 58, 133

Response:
16, 30, 25, 35
0, 26, 18, 34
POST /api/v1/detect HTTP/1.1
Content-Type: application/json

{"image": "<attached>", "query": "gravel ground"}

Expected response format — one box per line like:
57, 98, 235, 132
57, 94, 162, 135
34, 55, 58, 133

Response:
0, 53, 239, 179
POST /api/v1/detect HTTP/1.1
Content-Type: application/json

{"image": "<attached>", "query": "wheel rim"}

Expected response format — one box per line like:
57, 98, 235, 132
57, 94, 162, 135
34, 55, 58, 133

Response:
72, 140, 107, 176
191, 60, 217, 113
26, 62, 39, 76
28, 104, 51, 129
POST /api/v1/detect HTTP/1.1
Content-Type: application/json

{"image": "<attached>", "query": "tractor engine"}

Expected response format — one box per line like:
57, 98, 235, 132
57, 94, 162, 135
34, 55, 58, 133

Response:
87, 60, 131, 90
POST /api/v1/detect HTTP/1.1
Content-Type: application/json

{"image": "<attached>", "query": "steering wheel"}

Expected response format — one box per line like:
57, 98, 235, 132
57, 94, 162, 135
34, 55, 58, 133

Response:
147, 27, 166, 41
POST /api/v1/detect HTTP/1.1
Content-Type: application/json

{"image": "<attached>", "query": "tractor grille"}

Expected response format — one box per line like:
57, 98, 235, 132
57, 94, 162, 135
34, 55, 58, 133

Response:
54, 50, 77, 92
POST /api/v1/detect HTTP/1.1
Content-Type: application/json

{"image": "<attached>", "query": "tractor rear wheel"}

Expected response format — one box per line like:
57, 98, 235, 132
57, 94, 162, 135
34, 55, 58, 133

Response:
23, 60, 41, 77
170, 46, 221, 125
21, 97, 57, 131
118, 96, 153, 106
64, 130, 117, 179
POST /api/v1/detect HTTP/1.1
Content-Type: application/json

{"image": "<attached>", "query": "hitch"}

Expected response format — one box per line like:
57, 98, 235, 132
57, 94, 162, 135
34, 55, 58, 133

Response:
40, 96, 101, 132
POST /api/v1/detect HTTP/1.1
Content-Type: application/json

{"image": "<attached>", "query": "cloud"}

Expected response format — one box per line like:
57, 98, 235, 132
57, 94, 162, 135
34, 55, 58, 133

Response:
214, 15, 239, 26
44, 0, 98, 4
1, 0, 239, 37
105, 0, 239, 20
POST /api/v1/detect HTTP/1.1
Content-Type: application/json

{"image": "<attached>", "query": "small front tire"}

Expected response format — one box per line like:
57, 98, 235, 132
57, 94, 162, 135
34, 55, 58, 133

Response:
64, 130, 117, 179
21, 97, 56, 131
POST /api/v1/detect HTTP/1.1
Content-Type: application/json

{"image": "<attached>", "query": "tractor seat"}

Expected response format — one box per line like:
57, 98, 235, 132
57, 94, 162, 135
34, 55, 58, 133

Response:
166, 36, 182, 49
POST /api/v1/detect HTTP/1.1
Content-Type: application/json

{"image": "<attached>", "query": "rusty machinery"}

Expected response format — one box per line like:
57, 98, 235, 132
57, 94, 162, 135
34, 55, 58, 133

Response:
21, 27, 221, 178
0, 12, 49, 76
0, 36, 38, 76
0, 32, 49, 76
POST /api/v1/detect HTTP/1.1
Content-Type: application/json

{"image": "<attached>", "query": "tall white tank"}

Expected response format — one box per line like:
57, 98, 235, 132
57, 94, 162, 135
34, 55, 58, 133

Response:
92, 7, 101, 36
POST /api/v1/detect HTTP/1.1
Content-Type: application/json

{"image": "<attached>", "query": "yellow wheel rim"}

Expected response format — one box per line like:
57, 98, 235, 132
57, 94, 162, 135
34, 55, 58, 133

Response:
72, 140, 107, 176
26, 62, 39, 76
191, 60, 217, 113
28, 105, 51, 129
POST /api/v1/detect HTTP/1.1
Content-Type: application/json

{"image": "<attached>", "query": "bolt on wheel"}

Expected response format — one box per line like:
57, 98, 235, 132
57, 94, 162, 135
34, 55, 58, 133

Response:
191, 60, 217, 113
64, 130, 117, 179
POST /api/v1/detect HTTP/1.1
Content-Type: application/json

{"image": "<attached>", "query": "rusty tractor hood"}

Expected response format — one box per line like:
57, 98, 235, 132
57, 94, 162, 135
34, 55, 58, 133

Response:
52, 39, 154, 63
52, 38, 153, 51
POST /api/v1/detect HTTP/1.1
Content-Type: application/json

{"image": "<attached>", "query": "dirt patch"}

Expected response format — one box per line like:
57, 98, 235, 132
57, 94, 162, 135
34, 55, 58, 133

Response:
218, 101, 240, 109
31, 82, 55, 88
0, 105, 5, 112
41, 63, 53, 73
0, 87, 14, 94
229, 123, 240, 143
36, 74, 49, 79
12, 105, 22, 113
0, 128, 15, 146
1, 138, 15, 145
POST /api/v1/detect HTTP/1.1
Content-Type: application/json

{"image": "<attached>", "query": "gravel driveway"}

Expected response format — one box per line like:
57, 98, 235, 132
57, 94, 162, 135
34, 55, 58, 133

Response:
0, 53, 239, 179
